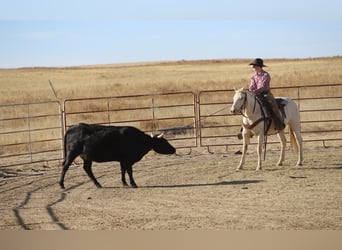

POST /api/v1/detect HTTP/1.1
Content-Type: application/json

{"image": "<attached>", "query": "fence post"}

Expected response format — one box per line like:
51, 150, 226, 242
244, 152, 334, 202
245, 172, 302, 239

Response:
27, 104, 33, 163
60, 101, 66, 161
195, 91, 201, 148
151, 95, 157, 134
107, 98, 111, 125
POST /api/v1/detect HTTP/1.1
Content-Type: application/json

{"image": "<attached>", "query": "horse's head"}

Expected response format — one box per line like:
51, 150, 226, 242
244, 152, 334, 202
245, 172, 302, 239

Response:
230, 87, 247, 115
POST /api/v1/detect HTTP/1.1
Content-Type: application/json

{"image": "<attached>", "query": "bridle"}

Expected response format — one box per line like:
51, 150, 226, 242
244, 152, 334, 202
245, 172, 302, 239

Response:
235, 90, 258, 118
235, 91, 248, 117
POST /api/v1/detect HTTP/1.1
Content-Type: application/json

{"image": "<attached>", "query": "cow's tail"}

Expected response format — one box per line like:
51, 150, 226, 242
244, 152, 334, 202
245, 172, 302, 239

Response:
62, 129, 69, 167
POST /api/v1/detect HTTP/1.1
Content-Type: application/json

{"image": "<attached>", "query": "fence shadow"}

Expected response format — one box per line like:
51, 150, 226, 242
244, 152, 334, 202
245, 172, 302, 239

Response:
143, 179, 264, 189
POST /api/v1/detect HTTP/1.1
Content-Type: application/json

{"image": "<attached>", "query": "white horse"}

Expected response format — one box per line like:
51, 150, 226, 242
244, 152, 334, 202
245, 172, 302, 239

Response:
230, 87, 303, 170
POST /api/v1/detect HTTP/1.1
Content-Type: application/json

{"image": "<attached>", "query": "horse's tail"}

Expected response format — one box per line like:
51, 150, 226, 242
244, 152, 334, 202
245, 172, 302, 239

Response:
289, 126, 298, 152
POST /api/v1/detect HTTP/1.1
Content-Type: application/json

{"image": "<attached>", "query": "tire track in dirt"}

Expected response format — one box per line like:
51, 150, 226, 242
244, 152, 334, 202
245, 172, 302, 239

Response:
10, 173, 68, 229
1, 166, 95, 229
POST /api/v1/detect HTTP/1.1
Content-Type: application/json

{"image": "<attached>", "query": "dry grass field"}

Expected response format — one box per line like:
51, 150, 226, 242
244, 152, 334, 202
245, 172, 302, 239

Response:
1, 57, 342, 230
1, 57, 342, 103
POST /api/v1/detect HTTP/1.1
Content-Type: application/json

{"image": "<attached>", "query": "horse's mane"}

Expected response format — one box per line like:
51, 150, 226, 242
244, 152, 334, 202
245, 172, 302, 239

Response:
234, 87, 252, 95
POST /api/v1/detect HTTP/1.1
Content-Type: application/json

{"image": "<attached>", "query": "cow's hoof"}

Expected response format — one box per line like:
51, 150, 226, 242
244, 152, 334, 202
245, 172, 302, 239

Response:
132, 184, 138, 188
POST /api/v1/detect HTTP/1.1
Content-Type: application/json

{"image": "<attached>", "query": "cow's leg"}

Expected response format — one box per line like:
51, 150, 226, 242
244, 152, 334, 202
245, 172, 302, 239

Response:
59, 165, 70, 189
120, 164, 129, 187
127, 165, 138, 188
59, 150, 79, 189
83, 160, 102, 188
121, 162, 137, 188
277, 130, 286, 166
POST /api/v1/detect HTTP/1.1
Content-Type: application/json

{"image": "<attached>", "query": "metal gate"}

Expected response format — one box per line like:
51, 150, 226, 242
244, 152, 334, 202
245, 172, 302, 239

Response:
0, 101, 63, 168
198, 84, 342, 152
64, 92, 198, 151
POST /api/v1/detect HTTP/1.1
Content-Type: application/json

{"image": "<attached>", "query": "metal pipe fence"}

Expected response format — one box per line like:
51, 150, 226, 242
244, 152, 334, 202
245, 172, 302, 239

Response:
1, 84, 341, 168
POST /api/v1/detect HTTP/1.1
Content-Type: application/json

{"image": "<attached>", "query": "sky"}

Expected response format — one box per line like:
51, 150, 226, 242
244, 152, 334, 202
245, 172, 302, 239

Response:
1, 0, 342, 68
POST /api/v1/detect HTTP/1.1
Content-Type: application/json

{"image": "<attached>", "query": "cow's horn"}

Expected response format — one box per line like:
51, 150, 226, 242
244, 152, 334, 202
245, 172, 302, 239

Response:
157, 132, 164, 138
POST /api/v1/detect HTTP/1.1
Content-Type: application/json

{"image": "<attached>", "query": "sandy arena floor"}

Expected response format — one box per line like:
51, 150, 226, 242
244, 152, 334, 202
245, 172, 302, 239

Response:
1, 147, 341, 230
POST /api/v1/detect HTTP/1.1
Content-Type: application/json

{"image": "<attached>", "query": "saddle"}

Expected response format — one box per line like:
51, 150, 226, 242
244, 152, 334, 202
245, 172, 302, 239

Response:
261, 98, 287, 131
276, 98, 287, 118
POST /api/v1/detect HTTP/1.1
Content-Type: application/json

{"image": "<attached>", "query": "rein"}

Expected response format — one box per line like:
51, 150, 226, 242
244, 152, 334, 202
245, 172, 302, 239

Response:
242, 117, 265, 130
239, 91, 266, 128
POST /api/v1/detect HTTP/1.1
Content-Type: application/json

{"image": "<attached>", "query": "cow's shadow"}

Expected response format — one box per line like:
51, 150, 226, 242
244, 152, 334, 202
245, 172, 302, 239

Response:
143, 179, 263, 189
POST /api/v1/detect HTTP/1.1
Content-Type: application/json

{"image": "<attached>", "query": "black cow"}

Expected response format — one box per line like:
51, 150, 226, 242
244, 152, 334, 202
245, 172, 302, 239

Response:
59, 123, 176, 189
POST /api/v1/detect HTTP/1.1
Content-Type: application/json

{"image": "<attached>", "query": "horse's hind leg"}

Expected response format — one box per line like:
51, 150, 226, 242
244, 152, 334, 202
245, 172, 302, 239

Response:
288, 101, 303, 166
292, 128, 303, 166
277, 130, 286, 166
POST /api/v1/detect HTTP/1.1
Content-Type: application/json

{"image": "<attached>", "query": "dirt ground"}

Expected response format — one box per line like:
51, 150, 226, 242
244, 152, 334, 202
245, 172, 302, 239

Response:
1, 146, 341, 230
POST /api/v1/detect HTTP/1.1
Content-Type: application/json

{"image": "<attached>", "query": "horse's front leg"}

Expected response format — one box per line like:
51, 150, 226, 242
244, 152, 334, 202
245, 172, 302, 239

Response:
256, 134, 263, 171
277, 130, 286, 166
236, 131, 250, 171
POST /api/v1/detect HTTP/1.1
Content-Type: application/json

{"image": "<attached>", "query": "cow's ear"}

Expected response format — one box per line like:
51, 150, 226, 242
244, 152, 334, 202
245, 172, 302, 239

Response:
151, 132, 164, 138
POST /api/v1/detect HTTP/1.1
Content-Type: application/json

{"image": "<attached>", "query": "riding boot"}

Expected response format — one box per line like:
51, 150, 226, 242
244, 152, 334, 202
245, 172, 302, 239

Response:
264, 92, 285, 130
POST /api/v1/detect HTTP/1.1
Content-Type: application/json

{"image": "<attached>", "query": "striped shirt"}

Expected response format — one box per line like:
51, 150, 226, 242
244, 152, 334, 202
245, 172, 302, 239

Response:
249, 70, 271, 95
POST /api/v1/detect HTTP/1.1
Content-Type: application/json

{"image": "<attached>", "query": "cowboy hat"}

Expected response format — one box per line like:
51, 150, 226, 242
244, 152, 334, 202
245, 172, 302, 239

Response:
249, 58, 267, 67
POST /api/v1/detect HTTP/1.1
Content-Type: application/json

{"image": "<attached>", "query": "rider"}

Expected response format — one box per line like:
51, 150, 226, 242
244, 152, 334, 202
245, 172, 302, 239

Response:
248, 58, 285, 130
